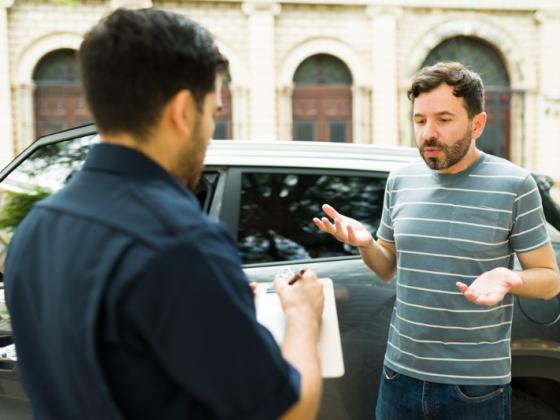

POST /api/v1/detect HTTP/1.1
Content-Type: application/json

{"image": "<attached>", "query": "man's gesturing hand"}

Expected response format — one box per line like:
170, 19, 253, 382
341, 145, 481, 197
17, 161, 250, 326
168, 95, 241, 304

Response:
456, 267, 524, 306
313, 204, 373, 248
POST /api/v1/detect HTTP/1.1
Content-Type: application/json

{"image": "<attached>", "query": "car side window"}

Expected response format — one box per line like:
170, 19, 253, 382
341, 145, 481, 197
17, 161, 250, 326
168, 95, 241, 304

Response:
237, 171, 386, 264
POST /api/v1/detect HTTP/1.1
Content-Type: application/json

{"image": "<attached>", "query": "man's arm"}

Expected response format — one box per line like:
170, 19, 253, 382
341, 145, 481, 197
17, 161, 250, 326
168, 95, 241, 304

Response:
358, 239, 397, 282
456, 243, 560, 305
313, 204, 397, 281
127, 227, 322, 420
275, 272, 324, 420
514, 243, 560, 299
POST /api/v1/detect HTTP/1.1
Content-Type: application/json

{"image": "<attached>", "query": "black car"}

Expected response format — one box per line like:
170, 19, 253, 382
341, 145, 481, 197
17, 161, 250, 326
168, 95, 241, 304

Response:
1, 125, 559, 419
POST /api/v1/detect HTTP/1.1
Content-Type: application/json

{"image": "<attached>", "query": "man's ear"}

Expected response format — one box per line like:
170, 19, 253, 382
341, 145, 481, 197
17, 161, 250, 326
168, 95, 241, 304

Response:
471, 111, 487, 141
166, 89, 196, 137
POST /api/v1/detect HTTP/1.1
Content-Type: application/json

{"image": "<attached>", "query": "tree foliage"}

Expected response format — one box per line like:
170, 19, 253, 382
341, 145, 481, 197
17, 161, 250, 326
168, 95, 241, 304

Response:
0, 188, 52, 233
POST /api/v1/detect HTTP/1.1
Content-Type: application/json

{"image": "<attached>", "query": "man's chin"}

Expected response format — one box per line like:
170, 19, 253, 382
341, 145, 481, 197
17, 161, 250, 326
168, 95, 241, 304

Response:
423, 157, 443, 170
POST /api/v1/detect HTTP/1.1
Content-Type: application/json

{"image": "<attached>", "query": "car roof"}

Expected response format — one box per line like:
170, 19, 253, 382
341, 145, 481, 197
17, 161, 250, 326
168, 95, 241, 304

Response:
205, 140, 420, 172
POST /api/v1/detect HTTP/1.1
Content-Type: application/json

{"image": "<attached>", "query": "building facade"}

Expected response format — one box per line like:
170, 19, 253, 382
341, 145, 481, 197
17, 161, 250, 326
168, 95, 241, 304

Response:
1, 0, 560, 181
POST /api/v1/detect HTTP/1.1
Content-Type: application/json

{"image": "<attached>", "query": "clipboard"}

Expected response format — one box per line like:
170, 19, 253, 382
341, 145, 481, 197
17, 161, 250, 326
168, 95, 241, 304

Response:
255, 278, 345, 378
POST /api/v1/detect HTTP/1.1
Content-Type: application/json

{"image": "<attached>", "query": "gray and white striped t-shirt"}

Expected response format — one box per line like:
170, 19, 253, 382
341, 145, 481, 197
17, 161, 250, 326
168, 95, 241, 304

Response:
376, 151, 550, 385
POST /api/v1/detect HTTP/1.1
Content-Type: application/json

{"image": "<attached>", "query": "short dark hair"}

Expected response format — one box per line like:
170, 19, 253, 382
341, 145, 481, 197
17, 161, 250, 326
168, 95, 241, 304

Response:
407, 62, 485, 118
79, 8, 228, 139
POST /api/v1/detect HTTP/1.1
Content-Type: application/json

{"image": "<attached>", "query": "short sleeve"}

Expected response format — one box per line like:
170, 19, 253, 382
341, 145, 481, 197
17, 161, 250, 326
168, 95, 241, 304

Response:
510, 175, 550, 253
376, 176, 395, 243
125, 223, 300, 419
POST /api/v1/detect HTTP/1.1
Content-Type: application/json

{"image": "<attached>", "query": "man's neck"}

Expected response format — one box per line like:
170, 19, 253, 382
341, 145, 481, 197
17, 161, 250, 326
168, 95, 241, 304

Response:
100, 132, 172, 174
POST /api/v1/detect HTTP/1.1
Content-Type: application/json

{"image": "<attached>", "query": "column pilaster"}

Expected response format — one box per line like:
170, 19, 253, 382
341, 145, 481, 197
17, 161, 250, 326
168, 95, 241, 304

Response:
242, 1, 280, 140
367, 5, 400, 146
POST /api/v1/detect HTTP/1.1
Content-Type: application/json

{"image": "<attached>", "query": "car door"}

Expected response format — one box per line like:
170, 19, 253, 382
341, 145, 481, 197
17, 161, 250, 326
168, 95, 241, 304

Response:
211, 166, 397, 420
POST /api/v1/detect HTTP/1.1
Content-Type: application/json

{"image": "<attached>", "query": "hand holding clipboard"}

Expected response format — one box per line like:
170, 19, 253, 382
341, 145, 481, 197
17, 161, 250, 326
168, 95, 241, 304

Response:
255, 274, 345, 378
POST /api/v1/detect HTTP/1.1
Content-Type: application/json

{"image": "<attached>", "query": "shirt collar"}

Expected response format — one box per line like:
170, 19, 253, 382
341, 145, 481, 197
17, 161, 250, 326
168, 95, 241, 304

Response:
82, 143, 191, 197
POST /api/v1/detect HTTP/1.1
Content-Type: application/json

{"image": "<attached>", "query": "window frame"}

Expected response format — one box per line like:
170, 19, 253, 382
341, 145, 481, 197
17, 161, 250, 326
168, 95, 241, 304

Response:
215, 166, 389, 267
0, 125, 99, 183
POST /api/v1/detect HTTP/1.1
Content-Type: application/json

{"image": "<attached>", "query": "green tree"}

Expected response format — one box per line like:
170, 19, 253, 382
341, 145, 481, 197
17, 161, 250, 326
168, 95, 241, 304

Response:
0, 188, 52, 233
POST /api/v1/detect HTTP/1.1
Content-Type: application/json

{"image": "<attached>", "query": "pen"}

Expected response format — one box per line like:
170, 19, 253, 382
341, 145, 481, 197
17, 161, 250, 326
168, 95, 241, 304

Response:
288, 268, 307, 285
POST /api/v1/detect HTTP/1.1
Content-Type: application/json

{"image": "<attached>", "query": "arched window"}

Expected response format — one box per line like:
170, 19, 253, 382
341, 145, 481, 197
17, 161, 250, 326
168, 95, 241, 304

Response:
213, 72, 233, 139
292, 54, 353, 142
33, 49, 92, 138
422, 37, 511, 158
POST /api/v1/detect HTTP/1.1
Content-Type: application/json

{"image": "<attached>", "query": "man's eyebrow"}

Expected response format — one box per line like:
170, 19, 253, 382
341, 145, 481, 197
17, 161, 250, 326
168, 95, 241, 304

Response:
413, 111, 456, 118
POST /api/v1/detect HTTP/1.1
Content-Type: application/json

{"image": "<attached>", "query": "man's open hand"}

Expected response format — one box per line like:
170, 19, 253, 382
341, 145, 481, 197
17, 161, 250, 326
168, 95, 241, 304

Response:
456, 267, 523, 306
313, 204, 373, 248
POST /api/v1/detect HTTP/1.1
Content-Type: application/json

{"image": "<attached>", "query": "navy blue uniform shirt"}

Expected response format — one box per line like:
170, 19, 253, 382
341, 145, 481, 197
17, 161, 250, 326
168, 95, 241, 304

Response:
4, 144, 300, 419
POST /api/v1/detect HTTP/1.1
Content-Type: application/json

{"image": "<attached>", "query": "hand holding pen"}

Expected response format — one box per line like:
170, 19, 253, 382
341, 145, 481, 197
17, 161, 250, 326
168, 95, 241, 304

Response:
274, 268, 308, 286
288, 268, 307, 285
273, 268, 324, 325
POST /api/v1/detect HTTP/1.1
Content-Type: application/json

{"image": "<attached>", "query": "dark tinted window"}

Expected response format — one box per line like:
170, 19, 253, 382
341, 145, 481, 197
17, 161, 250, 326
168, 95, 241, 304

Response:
238, 172, 386, 264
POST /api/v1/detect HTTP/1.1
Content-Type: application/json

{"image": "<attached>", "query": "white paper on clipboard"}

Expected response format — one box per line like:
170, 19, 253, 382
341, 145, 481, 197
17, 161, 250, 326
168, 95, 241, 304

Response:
255, 278, 345, 378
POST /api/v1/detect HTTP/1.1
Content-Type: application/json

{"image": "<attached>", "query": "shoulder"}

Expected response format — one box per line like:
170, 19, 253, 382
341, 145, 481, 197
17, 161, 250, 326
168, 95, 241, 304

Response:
477, 154, 531, 178
473, 154, 534, 194
43, 173, 209, 245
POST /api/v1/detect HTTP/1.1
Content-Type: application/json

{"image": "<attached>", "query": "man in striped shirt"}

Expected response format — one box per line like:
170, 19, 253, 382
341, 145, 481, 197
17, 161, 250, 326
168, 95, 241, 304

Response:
314, 62, 560, 419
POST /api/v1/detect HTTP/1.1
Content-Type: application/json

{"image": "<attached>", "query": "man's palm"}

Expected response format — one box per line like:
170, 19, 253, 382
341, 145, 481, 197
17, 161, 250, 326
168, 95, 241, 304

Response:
313, 204, 373, 248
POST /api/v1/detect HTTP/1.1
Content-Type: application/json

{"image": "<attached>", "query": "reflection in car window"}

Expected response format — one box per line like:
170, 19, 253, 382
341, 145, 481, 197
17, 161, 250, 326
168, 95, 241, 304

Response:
238, 172, 386, 264
0, 135, 97, 333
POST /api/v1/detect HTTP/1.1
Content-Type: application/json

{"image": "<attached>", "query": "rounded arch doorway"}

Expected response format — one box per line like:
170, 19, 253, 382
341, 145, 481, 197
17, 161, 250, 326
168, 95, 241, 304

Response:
33, 49, 92, 138
422, 36, 511, 158
292, 54, 353, 142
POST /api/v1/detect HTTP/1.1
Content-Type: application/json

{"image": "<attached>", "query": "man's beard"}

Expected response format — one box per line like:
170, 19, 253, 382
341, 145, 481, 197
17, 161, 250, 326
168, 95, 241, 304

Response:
419, 127, 473, 170
173, 115, 207, 190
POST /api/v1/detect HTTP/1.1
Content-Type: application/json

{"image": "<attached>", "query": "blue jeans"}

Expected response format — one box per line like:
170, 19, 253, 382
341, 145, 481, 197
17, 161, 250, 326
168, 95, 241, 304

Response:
375, 365, 511, 420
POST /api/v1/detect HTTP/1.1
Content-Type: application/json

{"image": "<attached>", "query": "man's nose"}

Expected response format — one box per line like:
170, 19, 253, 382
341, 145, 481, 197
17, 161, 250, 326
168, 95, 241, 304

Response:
420, 119, 438, 140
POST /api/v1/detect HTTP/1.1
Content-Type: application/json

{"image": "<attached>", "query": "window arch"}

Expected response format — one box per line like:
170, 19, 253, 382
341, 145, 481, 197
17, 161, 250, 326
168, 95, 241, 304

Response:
422, 36, 511, 158
33, 49, 92, 138
292, 54, 353, 142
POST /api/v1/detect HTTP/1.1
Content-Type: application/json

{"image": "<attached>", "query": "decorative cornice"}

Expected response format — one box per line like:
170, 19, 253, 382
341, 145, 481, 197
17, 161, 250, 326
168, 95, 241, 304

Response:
366, 5, 403, 19
534, 9, 560, 24
242, 1, 281, 16
3, 0, 14, 10
110, 0, 152, 10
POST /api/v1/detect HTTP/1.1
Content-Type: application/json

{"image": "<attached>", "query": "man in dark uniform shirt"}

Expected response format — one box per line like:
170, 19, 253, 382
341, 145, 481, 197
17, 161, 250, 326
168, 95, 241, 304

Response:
4, 8, 324, 420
